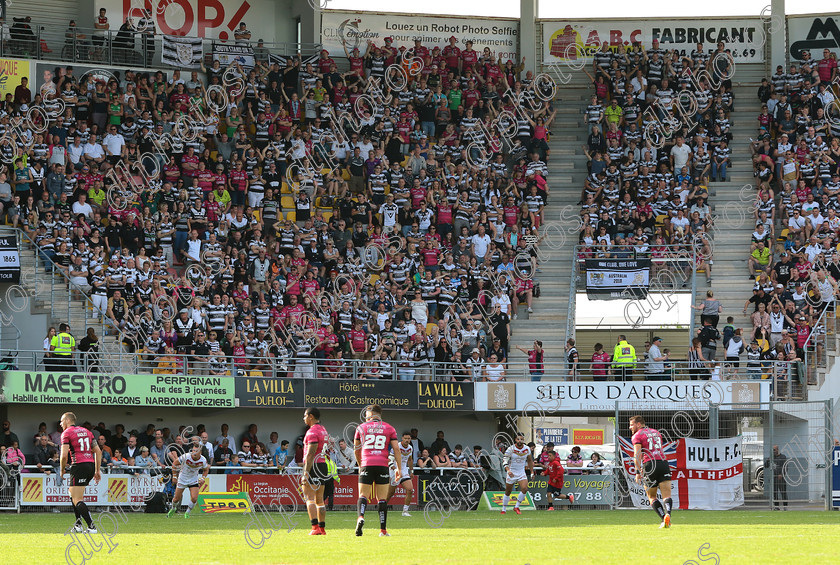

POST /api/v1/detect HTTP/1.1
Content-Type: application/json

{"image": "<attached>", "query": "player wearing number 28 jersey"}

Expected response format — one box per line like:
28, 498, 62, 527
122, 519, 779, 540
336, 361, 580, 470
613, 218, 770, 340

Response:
354, 404, 401, 537
630, 415, 673, 528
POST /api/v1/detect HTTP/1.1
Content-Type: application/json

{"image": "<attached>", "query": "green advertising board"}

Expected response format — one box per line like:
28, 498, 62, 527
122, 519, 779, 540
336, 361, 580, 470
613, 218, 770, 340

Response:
0, 371, 235, 408
481, 491, 536, 510
528, 474, 614, 506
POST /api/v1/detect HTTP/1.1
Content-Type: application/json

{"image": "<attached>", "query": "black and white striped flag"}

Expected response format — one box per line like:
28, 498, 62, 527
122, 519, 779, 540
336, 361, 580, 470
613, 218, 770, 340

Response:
162, 36, 203, 69
269, 51, 320, 68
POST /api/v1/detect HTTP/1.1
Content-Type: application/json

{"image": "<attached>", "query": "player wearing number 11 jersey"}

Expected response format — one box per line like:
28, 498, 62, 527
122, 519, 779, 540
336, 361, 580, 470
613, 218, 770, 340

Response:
354, 404, 401, 537
630, 415, 673, 528
60, 412, 102, 534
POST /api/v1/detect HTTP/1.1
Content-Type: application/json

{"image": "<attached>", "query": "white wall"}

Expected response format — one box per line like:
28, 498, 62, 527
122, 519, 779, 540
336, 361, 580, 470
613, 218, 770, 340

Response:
0, 283, 48, 359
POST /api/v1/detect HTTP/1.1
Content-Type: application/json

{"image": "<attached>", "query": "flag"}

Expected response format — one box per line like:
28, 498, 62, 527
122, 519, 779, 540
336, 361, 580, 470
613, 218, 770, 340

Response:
162, 36, 203, 69
618, 435, 679, 473
213, 42, 256, 69
618, 436, 743, 510
269, 51, 320, 68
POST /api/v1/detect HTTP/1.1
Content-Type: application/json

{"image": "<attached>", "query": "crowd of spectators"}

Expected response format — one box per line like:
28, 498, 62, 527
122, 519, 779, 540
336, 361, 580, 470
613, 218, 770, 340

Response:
1, 419, 611, 492
2, 33, 555, 381
578, 39, 735, 284
745, 46, 840, 379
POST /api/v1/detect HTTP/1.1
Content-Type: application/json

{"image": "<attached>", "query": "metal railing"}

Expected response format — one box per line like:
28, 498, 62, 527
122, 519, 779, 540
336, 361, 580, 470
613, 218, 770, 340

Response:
14, 227, 158, 374
14, 227, 94, 330
566, 241, 578, 343
801, 304, 837, 389
6, 348, 801, 392
1, 23, 320, 69
0, 320, 20, 358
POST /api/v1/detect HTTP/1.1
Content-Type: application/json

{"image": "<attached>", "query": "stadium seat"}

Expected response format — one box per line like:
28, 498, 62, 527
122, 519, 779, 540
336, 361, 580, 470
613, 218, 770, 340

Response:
281, 196, 295, 209
322, 211, 332, 223
281, 182, 292, 194
778, 228, 789, 241
286, 211, 296, 222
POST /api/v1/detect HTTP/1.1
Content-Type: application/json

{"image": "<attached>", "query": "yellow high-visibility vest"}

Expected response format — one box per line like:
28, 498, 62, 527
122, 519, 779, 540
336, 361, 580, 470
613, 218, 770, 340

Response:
51, 333, 75, 356
612, 341, 636, 366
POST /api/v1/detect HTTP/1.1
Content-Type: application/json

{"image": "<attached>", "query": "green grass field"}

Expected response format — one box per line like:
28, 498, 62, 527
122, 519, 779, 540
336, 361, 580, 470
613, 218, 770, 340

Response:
2, 509, 838, 564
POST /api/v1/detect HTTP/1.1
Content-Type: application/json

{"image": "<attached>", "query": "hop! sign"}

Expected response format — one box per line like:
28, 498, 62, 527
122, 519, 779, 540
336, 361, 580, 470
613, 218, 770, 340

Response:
111, 0, 257, 41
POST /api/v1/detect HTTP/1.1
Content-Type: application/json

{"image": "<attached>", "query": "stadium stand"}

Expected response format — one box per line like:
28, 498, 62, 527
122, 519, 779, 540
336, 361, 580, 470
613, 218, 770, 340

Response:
3, 34, 554, 381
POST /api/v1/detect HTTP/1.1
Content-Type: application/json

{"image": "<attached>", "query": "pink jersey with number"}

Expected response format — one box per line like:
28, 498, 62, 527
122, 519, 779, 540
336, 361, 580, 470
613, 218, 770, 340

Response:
304, 423, 329, 463
354, 420, 397, 467
631, 427, 666, 463
61, 426, 96, 464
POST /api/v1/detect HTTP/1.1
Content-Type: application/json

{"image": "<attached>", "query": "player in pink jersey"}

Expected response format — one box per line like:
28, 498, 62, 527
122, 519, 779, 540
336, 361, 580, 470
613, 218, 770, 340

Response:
630, 415, 673, 528
301, 407, 331, 535
59, 412, 102, 534
353, 404, 401, 537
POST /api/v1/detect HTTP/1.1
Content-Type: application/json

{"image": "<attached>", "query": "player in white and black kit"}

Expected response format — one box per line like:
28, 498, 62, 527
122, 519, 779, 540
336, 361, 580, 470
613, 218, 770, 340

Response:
386, 431, 415, 516
502, 433, 534, 515
167, 443, 210, 518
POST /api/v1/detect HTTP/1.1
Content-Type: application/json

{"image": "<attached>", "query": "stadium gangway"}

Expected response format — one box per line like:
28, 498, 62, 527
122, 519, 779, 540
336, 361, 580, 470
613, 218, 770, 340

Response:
8, 349, 805, 399
800, 304, 837, 390
1, 22, 321, 69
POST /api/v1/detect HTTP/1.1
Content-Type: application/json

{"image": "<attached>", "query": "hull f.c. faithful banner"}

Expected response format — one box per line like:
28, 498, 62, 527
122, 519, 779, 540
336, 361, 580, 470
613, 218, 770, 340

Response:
619, 436, 744, 510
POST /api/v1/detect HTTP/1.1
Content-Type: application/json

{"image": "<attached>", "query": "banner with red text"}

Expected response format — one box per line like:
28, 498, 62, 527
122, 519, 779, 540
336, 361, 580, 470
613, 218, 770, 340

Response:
542, 19, 763, 63
619, 436, 744, 510
95, 0, 278, 43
